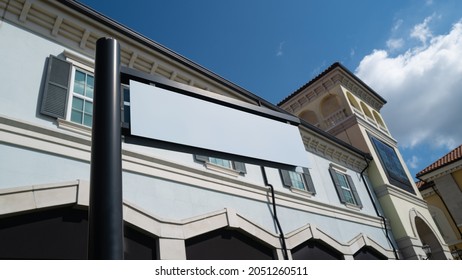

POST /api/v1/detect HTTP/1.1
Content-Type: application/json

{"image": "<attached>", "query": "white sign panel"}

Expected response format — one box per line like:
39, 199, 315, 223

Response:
129, 80, 309, 168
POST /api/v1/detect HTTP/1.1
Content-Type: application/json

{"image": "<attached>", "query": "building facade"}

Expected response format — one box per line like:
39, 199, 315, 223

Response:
0, 0, 450, 259
416, 145, 462, 259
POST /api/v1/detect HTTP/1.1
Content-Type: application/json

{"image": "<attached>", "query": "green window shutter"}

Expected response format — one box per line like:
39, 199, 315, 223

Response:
346, 175, 362, 208
233, 161, 247, 174
41, 55, 72, 119
329, 167, 347, 204
194, 155, 209, 163
302, 168, 316, 194
279, 169, 293, 188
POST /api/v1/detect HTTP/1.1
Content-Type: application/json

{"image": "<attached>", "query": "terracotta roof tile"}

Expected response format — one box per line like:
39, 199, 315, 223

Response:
416, 144, 462, 177
415, 180, 426, 189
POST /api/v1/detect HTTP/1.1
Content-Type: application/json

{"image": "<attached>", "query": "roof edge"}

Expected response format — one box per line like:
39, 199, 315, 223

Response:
416, 144, 462, 178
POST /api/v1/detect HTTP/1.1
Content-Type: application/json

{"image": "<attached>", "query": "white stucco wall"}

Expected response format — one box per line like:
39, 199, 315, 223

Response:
0, 22, 70, 126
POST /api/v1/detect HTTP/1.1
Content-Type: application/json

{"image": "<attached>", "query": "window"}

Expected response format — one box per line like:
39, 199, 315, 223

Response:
68, 69, 94, 127
280, 168, 316, 194
208, 157, 233, 169
329, 166, 362, 207
334, 171, 356, 204
194, 155, 246, 175
369, 135, 415, 194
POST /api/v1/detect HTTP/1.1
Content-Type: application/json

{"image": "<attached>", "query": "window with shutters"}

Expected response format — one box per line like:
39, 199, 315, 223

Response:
280, 168, 316, 194
194, 155, 246, 176
41, 55, 130, 130
328, 165, 362, 208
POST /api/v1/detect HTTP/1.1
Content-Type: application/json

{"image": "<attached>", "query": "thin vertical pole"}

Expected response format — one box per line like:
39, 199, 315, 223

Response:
88, 37, 123, 260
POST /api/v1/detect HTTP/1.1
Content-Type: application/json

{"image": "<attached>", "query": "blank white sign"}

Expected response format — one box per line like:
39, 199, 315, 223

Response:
129, 80, 309, 168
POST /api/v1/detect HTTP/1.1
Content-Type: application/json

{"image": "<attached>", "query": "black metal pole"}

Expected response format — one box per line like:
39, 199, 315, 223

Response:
88, 37, 123, 260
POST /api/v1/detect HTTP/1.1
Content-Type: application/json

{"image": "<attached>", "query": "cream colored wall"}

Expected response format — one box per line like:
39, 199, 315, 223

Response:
424, 190, 460, 244
452, 169, 462, 192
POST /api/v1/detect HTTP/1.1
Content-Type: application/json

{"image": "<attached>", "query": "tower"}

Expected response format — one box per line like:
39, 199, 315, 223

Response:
279, 62, 452, 260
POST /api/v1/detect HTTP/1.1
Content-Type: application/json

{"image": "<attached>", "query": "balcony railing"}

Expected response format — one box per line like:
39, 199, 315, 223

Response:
323, 109, 347, 129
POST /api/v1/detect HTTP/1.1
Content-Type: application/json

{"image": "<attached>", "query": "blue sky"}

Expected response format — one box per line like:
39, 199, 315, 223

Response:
80, 0, 462, 180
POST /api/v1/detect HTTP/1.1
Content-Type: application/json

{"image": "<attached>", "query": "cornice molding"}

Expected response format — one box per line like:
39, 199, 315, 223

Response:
299, 126, 367, 172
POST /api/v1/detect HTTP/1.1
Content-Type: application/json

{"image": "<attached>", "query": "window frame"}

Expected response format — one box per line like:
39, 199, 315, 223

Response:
194, 155, 247, 176
369, 135, 415, 194
121, 84, 131, 128
66, 67, 95, 127
279, 168, 316, 194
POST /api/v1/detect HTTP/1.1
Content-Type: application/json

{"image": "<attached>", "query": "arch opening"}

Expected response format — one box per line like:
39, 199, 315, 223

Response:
291, 239, 344, 260
185, 227, 275, 260
415, 216, 447, 260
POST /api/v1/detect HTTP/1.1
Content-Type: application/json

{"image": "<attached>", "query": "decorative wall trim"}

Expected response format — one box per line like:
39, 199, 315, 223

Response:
300, 127, 367, 172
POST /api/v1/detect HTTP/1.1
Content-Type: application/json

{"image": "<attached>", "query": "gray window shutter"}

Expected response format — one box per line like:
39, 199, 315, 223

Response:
41, 55, 72, 119
280, 169, 293, 188
329, 167, 347, 204
233, 161, 247, 174
302, 168, 316, 194
346, 175, 362, 208
194, 155, 209, 163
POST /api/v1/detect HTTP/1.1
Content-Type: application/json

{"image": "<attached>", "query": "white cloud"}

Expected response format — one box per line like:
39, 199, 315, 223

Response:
276, 41, 285, 56
355, 18, 462, 151
410, 15, 434, 45
407, 155, 420, 169
350, 48, 356, 58
386, 38, 405, 51
392, 19, 404, 32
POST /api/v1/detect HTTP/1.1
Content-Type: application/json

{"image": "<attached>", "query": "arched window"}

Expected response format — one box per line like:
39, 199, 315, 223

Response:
373, 111, 386, 129
360, 102, 374, 123
346, 91, 361, 112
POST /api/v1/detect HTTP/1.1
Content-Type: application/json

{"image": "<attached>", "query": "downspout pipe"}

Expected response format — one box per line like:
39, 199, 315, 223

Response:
360, 156, 400, 260
261, 166, 289, 260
